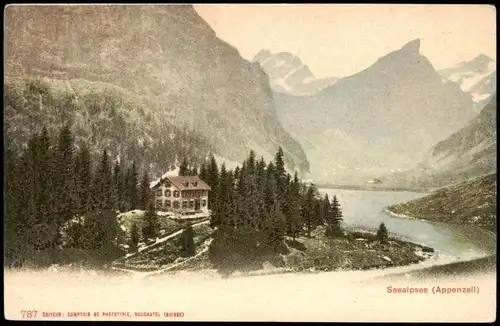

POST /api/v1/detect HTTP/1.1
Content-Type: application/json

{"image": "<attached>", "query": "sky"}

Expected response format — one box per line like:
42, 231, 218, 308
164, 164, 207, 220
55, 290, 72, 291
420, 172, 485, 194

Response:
195, 4, 496, 78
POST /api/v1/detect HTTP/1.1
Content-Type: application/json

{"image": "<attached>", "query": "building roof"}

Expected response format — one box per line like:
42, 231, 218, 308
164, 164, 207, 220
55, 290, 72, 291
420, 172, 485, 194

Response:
151, 175, 211, 191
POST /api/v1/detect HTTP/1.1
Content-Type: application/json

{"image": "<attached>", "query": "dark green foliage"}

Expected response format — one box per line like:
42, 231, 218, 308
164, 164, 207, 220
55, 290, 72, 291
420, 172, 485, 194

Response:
143, 201, 158, 240
325, 195, 344, 238
130, 222, 139, 253
206, 147, 340, 276
179, 157, 189, 176
138, 172, 151, 210
124, 161, 139, 211
180, 224, 196, 257
377, 223, 389, 243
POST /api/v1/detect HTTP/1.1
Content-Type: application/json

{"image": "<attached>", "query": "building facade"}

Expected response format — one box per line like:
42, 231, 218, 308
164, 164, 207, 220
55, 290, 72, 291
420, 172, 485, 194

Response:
151, 175, 211, 213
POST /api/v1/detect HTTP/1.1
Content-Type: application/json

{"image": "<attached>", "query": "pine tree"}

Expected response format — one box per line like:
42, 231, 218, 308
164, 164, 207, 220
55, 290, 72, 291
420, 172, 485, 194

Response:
325, 194, 343, 238
52, 125, 77, 252
143, 201, 158, 240
130, 222, 139, 252
112, 160, 124, 212
377, 222, 389, 243
125, 161, 139, 210
180, 224, 196, 257
211, 163, 227, 228
88, 150, 118, 255
138, 172, 151, 210
199, 161, 207, 182
287, 172, 302, 240
206, 155, 219, 209
75, 144, 93, 214
179, 157, 189, 176
301, 185, 316, 237
274, 147, 287, 204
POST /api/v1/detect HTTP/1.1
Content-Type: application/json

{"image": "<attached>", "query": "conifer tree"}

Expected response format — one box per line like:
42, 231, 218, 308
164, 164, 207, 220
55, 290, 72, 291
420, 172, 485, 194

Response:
112, 160, 124, 212
206, 155, 219, 209
325, 194, 343, 237
179, 157, 189, 176
301, 185, 316, 237
75, 144, 93, 214
199, 161, 207, 182
143, 201, 158, 240
377, 222, 389, 244
130, 222, 139, 252
138, 172, 151, 210
180, 224, 196, 257
125, 161, 139, 210
52, 125, 77, 252
287, 172, 302, 240
274, 147, 287, 205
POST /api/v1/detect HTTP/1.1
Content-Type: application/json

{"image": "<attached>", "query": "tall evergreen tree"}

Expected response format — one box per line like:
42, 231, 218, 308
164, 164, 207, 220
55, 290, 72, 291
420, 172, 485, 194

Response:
274, 147, 287, 205
75, 144, 93, 214
130, 222, 139, 253
326, 195, 343, 238
125, 161, 139, 210
180, 224, 196, 257
143, 201, 158, 240
199, 161, 207, 182
52, 125, 77, 251
301, 185, 316, 237
206, 155, 219, 209
112, 160, 124, 212
138, 171, 151, 211
179, 157, 189, 176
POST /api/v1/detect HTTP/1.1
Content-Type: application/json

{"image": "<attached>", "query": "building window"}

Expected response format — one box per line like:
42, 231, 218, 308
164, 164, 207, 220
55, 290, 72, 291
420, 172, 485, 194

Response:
184, 182, 189, 187
165, 200, 171, 209
156, 189, 162, 197
156, 199, 163, 208
197, 191, 202, 197
173, 201, 180, 209
189, 200, 194, 208
201, 200, 207, 207
182, 201, 188, 209
165, 181, 171, 187
174, 191, 180, 198
165, 190, 171, 197
192, 182, 198, 187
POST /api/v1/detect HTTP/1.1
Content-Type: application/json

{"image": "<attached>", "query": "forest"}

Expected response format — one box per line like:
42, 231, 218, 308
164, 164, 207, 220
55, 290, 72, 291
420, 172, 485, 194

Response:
4, 125, 343, 272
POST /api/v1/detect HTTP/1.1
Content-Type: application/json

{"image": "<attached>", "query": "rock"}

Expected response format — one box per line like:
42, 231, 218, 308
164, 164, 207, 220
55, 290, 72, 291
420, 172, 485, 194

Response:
422, 246, 434, 253
381, 256, 392, 262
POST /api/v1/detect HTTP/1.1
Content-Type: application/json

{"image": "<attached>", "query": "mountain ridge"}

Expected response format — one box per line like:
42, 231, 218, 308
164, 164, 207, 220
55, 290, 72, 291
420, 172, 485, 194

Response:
4, 4, 310, 174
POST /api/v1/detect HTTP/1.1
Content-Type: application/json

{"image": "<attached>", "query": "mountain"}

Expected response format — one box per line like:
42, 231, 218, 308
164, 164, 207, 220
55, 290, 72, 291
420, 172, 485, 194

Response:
252, 50, 338, 95
388, 173, 496, 233
438, 54, 496, 108
385, 94, 496, 189
274, 39, 476, 184
4, 5, 310, 175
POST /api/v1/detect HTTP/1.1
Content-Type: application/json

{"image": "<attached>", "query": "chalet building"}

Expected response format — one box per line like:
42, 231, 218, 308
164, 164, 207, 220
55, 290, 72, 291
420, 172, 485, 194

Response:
151, 175, 211, 213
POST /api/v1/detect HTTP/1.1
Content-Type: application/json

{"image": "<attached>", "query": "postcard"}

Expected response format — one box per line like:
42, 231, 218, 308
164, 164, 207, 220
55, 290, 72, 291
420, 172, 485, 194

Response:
3, 3, 496, 322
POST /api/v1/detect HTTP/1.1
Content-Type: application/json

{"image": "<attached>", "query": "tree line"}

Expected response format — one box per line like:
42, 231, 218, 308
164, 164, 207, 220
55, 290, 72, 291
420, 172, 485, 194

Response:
4, 125, 159, 267
180, 148, 344, 275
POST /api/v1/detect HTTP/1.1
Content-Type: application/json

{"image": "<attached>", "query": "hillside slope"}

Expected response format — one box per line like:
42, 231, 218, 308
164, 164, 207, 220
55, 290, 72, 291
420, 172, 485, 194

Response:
4, 5, 309, 174
384, 94, 496, 189
388, 173, 497, 233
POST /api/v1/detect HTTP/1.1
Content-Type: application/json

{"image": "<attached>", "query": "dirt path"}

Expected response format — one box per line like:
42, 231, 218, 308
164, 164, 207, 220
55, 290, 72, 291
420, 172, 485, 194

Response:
113, 219, 210, 264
